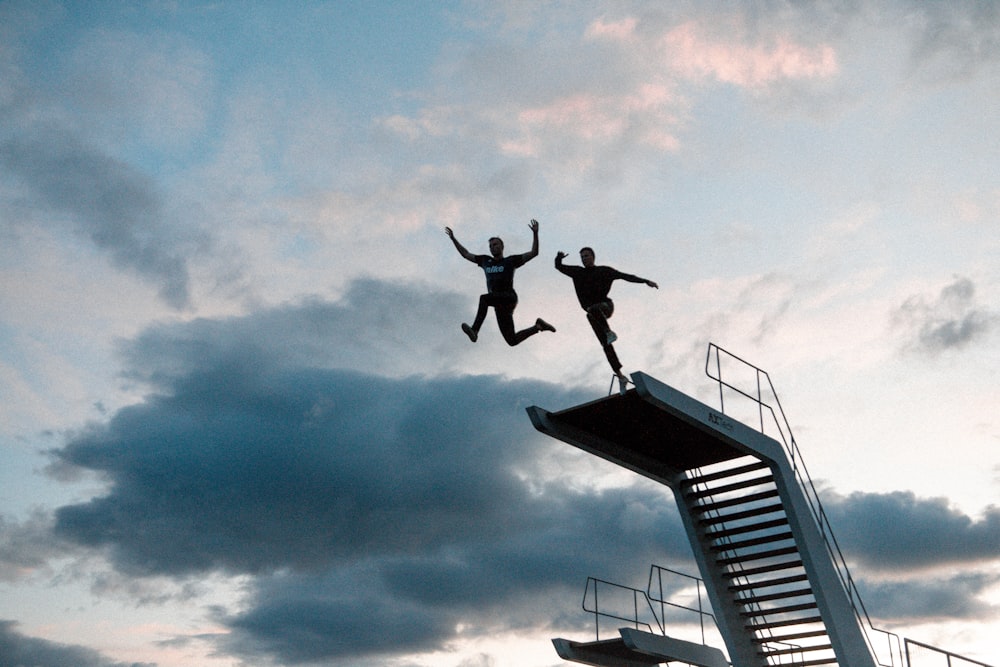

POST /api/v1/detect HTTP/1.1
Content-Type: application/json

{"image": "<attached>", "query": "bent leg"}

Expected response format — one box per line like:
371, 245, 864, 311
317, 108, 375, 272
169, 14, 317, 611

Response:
496, 305, 540, 346
585, 302, 621, 373
585, 301, 614, 344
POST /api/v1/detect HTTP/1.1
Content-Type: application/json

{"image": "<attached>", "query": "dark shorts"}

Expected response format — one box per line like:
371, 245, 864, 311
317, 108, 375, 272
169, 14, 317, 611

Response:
485, 291, 518, 309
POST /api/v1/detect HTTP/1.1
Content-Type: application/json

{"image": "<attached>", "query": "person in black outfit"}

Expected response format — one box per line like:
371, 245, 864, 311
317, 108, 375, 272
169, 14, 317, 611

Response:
555, 247, 658, 385
446, 219, 556, 345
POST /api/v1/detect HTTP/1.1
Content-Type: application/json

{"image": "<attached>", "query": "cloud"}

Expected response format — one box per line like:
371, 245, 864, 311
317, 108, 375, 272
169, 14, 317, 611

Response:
904, 2, 1000, 82
0, 510, 73, 582
52, 368, 597, 576
219, 481, 686, 664
0, 128, 201, 308
892, 276, 997, 354
859, 572, 1000, 622
115, 278, 474, 384
660, 20, 839, 88
822, 489, 1000, 570
0, 620, 154, 667
39, 278, 691, 663
64, 28, 213, 148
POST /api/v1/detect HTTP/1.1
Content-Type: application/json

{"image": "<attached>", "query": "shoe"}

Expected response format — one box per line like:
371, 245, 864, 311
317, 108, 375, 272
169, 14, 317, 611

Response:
617, 373, 629, 395
536, 318, 556, 333
606, 330, 618, 345
462, 323, 478, 342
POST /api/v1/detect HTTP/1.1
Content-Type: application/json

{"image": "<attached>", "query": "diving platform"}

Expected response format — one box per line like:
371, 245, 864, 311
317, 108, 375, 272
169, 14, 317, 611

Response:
528, 346, 996, 667
527, 352, 876, 667
553, 628, 727, 667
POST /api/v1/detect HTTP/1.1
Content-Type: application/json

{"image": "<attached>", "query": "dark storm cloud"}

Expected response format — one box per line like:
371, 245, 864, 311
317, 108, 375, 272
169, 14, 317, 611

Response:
0, 620, 155, 667
858, 572, 1000, 622
52, 368, 603, 575
221, 482, 686, 664
0, 128, 199, 308
45, 279, 690, 663
118, 278, 471, 384
892, 276, 996, 354
822, 489, 1000, 570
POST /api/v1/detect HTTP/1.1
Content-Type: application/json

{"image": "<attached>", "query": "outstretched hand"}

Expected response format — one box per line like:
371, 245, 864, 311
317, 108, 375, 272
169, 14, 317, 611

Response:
529, 219, 539, 233
445, 226, 454, 239
647, 280, 659, 289
556, 251, 567, 260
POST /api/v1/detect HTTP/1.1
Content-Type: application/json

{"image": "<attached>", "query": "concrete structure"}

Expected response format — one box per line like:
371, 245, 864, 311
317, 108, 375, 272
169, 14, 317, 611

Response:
527, 365, 878, 667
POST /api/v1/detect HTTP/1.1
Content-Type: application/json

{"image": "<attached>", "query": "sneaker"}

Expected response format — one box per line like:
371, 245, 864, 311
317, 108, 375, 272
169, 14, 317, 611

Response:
536, 318, 556, 333
462, 323, 478, 342
617, 373, 629, 395
606, 330, 618, 345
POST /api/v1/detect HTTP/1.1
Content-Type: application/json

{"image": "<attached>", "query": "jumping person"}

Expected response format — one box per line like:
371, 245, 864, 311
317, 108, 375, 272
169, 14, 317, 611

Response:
555, 247, 658, 389
446, 220, 556, 345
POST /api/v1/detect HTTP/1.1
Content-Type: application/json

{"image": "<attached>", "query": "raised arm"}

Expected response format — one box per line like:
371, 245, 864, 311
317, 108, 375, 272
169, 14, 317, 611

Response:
445, 227, 477, 262
517, 219, 540, 262
554, 250, 572, 276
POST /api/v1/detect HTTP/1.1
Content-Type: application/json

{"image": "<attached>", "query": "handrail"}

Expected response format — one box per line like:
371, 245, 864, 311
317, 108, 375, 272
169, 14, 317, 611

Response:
580, 566, 729, 649
645, 564, 719, 646
905, 639, 995, 667
705, 342, 900, 666
582, 576, 662, 641
703, 343, 994, 667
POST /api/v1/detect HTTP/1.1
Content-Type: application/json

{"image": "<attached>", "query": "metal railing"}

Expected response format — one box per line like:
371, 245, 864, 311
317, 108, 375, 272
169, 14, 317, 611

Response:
582, 576, 661, 641
905, 640, 995, 667
646, 564, 718, 646
703, 342, 995, 667
581, 565, 723, 647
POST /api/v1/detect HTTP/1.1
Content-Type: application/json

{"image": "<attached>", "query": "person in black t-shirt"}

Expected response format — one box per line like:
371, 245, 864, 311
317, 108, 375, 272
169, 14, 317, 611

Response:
555, 247, 657, 385
446, 219, 556, 345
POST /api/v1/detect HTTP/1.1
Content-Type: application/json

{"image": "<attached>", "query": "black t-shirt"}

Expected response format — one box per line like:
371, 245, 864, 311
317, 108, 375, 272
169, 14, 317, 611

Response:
475, 254, 526, 295
557, 262, 643, 308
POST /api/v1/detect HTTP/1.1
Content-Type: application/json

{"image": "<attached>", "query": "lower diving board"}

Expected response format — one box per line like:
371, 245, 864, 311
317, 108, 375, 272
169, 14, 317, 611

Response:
553, 628, 728, 667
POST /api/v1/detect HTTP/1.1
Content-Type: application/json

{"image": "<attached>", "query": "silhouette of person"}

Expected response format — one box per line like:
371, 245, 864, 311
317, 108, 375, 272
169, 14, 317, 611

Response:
555, 247, 658, 387
446, 219, 556, 345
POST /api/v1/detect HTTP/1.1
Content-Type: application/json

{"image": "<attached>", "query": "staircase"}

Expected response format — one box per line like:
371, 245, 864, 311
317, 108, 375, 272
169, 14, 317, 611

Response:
680, 456, 836, 666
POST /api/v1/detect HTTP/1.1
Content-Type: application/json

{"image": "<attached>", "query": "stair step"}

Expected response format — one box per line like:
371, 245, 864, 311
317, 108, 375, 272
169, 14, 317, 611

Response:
705, 517, 789, 540
729, 574, 808, 592
760, 643, 833, 657
711, 531, 794, 552
754, 628, 829, 643
718, 545, 800, 566
741, 601, 818, 617
694, 489, 779, 514
697, 502, 785, 526
748, 615, 824, 631
767, 658, 838, 667
685, 474, 775, 500
738, 587, 814, 604
722, 559, 803, 579
681, 461, 770, 487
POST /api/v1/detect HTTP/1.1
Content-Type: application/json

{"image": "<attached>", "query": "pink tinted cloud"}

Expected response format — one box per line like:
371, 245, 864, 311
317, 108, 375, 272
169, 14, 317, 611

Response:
508, 86, 680, 159
663, 21, 838, 87
585, 16, 639, 42
586, 15, 838, 89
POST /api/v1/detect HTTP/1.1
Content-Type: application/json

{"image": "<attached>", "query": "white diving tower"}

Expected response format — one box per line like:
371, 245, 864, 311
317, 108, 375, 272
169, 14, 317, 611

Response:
527, 344, 995, 667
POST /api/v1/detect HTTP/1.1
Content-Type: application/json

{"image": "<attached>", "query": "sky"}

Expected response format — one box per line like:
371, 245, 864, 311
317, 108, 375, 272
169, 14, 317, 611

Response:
1, 1, 999, 666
